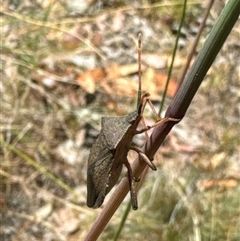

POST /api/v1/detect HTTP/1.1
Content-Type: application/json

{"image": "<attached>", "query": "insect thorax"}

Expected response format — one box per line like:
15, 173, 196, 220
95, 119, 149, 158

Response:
126, 110, 140, 123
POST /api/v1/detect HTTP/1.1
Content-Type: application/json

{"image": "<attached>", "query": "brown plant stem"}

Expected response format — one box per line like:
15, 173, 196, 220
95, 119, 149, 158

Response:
84, 0, 240, 240
177, 0, 215, 89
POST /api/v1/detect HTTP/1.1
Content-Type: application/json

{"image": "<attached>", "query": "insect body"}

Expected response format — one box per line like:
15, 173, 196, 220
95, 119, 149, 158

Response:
87, 93, 156, 209
87, 34, 178, 210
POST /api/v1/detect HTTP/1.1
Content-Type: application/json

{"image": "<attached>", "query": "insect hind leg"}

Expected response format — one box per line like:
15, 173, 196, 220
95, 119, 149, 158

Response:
124, 160, 138, 210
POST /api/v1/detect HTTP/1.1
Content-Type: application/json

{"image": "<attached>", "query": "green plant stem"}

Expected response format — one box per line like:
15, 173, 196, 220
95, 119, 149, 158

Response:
177, 0, 215, 88
84, 1, 240, 240
113, 201, 132, 241
159, 0, 187, 115
148, 0, 240, 157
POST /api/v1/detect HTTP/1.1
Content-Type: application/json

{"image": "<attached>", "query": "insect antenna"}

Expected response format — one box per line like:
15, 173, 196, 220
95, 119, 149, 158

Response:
137, 32, 142, 108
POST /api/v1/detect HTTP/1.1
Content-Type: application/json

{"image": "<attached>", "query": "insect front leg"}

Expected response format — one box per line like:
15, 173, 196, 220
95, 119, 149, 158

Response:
140, 94, 180, 127
135, 116, 179, 134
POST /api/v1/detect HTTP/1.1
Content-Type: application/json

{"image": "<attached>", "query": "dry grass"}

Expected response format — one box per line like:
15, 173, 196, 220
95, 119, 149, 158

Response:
1, 1, 239, 240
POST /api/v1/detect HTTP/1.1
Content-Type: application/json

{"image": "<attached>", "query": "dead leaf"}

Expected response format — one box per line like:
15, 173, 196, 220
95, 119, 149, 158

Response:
76, 64, 139, 94
112, 77, 138, 97
76, 64, 178, 98
105, 64, 139, 79
76, 68, 105, 93
198, 178, 238, 191
155, 71, 178, 97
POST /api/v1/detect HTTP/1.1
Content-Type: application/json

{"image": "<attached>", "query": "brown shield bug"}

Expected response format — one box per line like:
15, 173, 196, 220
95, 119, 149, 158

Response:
87, 33, 178, 210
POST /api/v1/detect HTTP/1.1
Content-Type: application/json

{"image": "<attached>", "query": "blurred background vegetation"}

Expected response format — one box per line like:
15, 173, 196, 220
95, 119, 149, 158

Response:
1, 0, 239, 240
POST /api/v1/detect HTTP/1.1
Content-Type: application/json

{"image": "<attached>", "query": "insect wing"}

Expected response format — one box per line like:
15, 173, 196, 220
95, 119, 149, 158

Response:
87, 130, 114, 208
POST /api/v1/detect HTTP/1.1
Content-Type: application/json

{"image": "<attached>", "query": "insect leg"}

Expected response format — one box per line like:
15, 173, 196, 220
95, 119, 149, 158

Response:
135, 116, 179, 134
124, 160, 138, 210
130, 146, 156, 170
140, 95, 180, 123
145, 98, 160, 120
